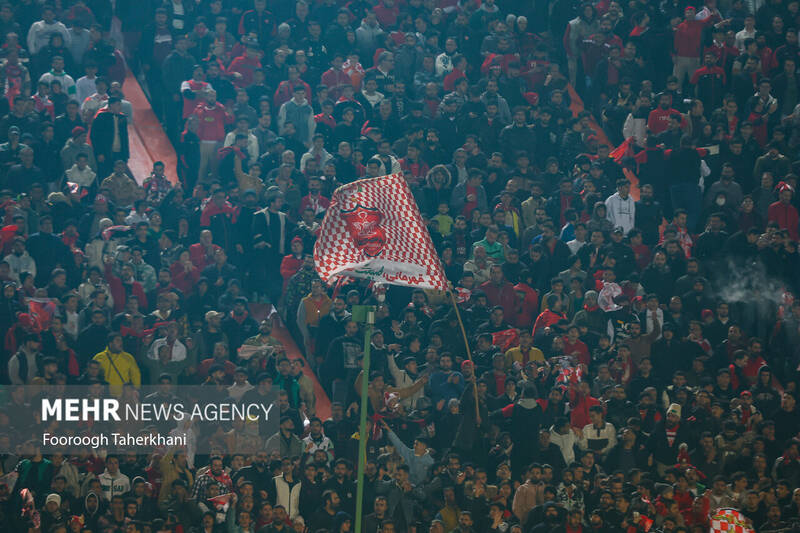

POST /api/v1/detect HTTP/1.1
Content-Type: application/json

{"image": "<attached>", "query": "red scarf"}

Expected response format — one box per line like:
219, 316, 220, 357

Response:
666, 423, 679, 446
209, 469, 232, 491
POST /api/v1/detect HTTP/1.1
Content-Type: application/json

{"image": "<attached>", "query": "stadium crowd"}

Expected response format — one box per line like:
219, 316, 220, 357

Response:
0, 0, 800, 532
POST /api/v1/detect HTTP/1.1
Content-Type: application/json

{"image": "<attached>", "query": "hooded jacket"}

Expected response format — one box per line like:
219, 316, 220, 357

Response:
60, 137, 96, 170
512, 282, 540, 328
98, 468, 131, 501
81, 491, 103, 531
92, 346, 141, 395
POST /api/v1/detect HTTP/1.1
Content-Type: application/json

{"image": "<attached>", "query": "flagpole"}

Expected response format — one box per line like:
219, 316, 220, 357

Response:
448, 289, 481, 424
354, 306, 374, 533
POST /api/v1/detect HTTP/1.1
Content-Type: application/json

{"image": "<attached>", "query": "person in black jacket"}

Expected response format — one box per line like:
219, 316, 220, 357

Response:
635, 185, 664, 246
88, 97, 129, 179
499, 107, 535, 162
646, 402, 692, 476
160, 35, 196, 141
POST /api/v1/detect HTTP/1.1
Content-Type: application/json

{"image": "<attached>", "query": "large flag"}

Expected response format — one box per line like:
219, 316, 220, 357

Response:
27, 298, 58, 332
314, 174, 448, 290
710, 508, 755, 533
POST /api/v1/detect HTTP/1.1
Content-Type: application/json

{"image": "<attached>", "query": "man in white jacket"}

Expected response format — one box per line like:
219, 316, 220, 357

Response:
273, 458, 302, 520
605, 178, 636, 234
3, 237, 37, 283
578, 405, 617, 459
26, 6, 71, 55
98, 456, 131, 501
549, 417, 578, 466
64, 153, 97, 189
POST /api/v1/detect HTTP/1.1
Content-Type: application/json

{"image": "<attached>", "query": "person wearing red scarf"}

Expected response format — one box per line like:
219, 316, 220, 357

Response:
200, 190, 239, 227
192, 456, 232, 500
279, 237, 305, 289
300, 176, 331, 216
532, 294, 567, 339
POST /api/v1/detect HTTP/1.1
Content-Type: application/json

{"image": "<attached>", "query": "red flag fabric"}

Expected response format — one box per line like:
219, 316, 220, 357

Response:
455, 287, 472, 304
208, 493, 233, 513
27, 298, 57, 332
556, 366, 583, 384
314, 174, 448, 290
610, 137, 635, 163
639, 514, 654, 532
492, 329, 520, 352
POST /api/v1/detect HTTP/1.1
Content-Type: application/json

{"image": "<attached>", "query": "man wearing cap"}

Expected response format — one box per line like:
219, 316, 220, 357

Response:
60, 125, 96, 170
89, 96, 129, 178
646, 403, 691, 476
41, 493, 65, 532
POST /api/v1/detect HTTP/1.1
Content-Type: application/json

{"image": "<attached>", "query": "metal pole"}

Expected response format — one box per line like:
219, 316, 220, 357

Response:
449, 289, 481, 424
354, 306, 374, 533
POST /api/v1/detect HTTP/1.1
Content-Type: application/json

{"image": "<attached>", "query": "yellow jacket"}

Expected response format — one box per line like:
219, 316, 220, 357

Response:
504, 346, 545, 369
93, 347, 141, 395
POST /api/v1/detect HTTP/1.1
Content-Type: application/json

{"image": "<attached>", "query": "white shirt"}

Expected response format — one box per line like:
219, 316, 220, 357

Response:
605, 192, 636, 234
578, 422, 617, 456
735, 28, 756, 51
147, 338, 187, 362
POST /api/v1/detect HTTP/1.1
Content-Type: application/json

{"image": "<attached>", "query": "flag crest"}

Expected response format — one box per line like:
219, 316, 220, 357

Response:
314, 174, 448, 290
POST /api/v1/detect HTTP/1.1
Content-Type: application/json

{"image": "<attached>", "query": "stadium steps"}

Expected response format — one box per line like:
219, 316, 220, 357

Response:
122, 70, 332, 419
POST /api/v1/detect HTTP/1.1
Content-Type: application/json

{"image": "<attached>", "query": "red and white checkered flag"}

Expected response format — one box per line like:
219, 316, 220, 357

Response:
710, 508, 755, 533
314, 174, 448, 290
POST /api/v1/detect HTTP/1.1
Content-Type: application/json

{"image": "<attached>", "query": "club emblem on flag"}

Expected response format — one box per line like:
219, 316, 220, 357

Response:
341, 204, 386, 257
314, 174, 448, 290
